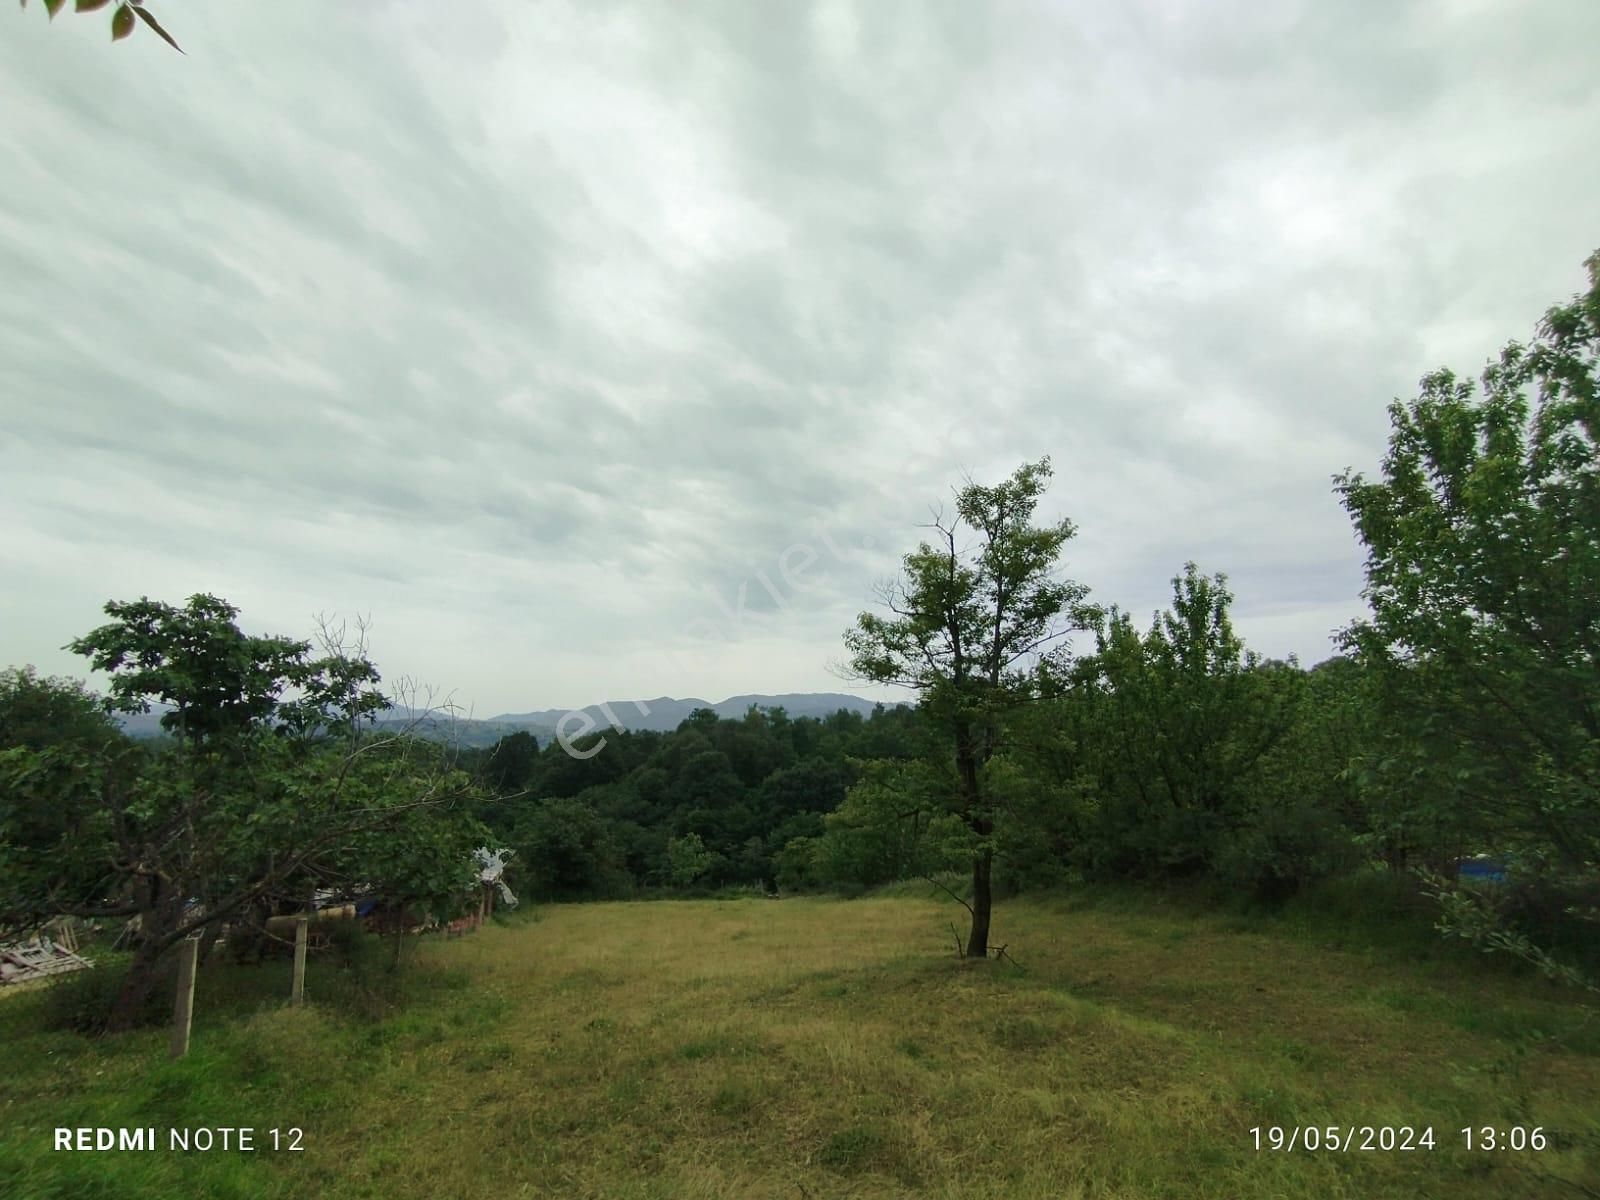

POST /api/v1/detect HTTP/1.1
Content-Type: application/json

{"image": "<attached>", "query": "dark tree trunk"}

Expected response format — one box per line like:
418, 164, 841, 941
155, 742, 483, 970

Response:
954, 725, 993, 959
965, 847, 993, 959
195, 915, 226, 968
106, 939, 168, 1033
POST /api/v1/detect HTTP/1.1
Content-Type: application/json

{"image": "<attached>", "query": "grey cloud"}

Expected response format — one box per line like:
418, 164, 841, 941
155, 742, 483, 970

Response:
2, 0, 1596, 712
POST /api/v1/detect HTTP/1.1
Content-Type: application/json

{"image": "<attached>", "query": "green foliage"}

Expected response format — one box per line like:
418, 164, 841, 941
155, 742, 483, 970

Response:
808, 759, 966, 891
1421, 870, 1600, 994
665, 832, 716, 887
0, 668, 137, 938
1336, 250, 1600, 879
43, 953, 175, 1034
844, 458, 1096, 954
340, 751, 491, 924
1067, 564, 1302, 880
0, 665, 126, 755
773, 836, 821, 892
66, 594, 387, 745
482, 729, 539, 798
511, 797, 632, 900
3, 594, 490, 1029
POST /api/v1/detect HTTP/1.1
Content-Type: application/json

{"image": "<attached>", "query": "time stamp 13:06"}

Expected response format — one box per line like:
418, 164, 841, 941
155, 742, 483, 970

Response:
1250, 1126, 1552, 1153
54, 1125, 1554, 1155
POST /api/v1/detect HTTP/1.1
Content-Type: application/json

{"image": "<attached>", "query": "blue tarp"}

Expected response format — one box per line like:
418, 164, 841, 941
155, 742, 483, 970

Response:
1457, 859, 1508, 883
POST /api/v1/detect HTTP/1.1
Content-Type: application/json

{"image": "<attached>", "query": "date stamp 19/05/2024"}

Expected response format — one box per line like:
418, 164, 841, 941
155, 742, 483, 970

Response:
54, 1127, 303, 1152
1251, 1126, 1553, 1153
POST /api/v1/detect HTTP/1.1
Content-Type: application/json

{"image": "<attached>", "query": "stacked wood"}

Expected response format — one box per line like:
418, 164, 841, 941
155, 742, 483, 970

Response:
0, 937, 94, 985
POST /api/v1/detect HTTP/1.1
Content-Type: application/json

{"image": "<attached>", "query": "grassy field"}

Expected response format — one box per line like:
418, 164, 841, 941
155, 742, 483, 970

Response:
2, 889, 1598, 1199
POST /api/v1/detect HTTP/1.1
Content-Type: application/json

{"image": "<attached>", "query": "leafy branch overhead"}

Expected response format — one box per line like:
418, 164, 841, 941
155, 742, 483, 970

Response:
23, 0, 183, 53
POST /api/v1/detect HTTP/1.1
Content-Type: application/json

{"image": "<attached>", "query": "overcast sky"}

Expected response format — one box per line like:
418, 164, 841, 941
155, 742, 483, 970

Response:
2, 0, 1596, 719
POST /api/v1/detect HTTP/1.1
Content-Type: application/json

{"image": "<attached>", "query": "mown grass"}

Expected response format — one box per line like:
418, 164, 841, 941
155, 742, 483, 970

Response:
2, 891, 1597, 1198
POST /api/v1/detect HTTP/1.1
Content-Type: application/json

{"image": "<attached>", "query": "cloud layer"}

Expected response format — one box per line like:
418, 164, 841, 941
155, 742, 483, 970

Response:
3, 0, 1597, 714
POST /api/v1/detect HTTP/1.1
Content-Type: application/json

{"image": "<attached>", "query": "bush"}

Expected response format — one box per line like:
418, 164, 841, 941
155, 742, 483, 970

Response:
774, 836, 820, 893
43, 955, 174, 1035
319, 920, 388, 976
511, 797, 632, 901
1494, 869, 1600, 974
1213, 797, 1360, 904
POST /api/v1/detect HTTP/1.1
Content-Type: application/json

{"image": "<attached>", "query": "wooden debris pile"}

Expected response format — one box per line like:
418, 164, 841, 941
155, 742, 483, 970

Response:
1, 925, 94, 985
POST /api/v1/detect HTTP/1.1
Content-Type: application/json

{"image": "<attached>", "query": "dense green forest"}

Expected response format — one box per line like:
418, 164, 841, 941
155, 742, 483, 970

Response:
2, 250, 1596, 1029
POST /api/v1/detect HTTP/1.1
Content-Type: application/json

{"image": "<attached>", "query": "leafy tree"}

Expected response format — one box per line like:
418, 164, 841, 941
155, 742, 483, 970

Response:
20, 0, 182, 53
809, 759, 964, 892
756, 759, 855, 822
483, 729, 539, 797
0, 665, 128, 759
1335, 250, 1600, 878
1216, 656, 1373, 898
0, 670, 138, 942
714, 707, 795, 787
2, 595, 483, 1030
774, 836, 821, 893
1070, 565, 1303, 880
665, 832, 717, 888
349, 772, 490, 960
511, 797, 630, 900
844, 458, 1095, 957
68, 594, 387, 745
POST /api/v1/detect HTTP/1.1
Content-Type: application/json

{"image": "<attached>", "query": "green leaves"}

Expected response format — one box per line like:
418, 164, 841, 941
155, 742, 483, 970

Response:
665, 832, 715, 887
1336, 247, 1600, 878
1059, 566, 1306, 881
846, 458, 1093, 721
66, 594, 388, 746
109, 2, 130, 39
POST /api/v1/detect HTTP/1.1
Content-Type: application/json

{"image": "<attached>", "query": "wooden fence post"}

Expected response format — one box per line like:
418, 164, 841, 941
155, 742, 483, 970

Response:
169, 935, 199, 1060
291, 915, 308, 1007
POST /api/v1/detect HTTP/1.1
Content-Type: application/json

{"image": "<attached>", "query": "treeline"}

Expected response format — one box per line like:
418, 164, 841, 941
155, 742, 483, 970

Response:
453, 703, 933, 898
457, 613, 1412, 907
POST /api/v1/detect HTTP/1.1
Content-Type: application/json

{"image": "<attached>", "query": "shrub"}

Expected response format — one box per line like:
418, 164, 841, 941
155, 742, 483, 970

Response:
1213, 797, 1360, 904
44, 955, 174, 1035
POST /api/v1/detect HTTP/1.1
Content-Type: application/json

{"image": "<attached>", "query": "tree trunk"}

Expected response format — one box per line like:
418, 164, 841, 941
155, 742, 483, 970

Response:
106, 940, 168, 1033
953, 726, 992, 960
965, 847, 993, 959
195, 915, 226, 968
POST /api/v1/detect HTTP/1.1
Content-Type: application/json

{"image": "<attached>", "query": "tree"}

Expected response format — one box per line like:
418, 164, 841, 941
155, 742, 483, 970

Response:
67, 594, 392, 745
2, 594, 484, 1030
483, 730, 539, 797
1068, 565, 1302, 880
0, 668, 136, 942
19, 0, 183, 53
0, 666, 126, 757
809, 759, 963, 892
665, 832, 716, 888
511, 797, 629, 900
844, 458, 1095, 957
1335, 250, 1600, 878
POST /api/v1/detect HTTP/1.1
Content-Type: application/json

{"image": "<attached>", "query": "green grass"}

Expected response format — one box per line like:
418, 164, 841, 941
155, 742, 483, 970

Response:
2, 893, 1597, 1198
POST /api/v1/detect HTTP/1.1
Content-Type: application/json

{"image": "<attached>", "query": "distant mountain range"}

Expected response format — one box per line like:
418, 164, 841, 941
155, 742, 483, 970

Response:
114, 692, 902, 748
